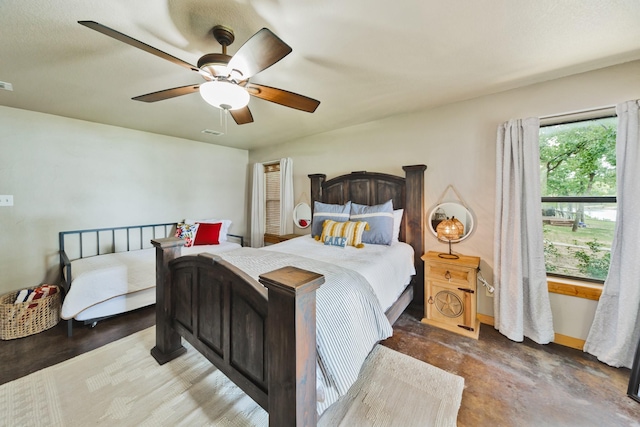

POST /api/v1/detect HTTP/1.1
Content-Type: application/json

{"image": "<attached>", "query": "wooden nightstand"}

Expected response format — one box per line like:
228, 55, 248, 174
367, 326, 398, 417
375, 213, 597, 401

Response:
421, 251, 481, 339
264, 233, 303, 244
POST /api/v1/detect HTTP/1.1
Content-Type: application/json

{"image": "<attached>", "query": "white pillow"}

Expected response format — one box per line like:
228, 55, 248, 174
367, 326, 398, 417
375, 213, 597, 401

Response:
184, 218, 232, 242
392, 209, 404, 242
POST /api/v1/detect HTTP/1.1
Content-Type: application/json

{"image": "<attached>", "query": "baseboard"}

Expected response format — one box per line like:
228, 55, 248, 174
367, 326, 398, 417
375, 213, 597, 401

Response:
477, 314, 585, 350
477, 313, 494, 326
552, 333, 585, 350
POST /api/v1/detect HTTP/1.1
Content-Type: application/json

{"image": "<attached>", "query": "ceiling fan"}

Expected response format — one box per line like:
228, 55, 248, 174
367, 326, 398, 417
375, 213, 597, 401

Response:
78, 21, 320, 125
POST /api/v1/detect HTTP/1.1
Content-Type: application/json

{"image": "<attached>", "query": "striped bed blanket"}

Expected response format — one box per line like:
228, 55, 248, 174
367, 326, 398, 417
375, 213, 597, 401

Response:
218, 247, 394, 414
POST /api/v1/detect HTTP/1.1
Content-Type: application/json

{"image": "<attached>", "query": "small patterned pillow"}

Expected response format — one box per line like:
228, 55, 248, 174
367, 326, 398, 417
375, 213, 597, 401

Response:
317, 219, 369, 248
175, 223, 199, 247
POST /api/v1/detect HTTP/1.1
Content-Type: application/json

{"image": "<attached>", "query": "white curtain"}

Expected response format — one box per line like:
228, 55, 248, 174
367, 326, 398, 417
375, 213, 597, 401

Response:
494, 118, 555, 344
279, 157, 294, 235
584, 100, 640, 368
250, 163, 265, 248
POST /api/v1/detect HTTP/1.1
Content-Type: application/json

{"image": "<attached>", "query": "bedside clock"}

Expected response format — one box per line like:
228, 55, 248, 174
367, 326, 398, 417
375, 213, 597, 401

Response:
421, 251, 480, 339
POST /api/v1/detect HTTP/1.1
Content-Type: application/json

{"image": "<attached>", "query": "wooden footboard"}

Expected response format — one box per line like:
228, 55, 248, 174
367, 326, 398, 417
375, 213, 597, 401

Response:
151, 237, 325, 426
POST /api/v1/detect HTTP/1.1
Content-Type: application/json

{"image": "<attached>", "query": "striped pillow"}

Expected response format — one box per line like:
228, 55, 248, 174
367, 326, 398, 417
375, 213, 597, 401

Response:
318, 220, 369, 248
311, 201, 352, 238
350, 199, 394, 245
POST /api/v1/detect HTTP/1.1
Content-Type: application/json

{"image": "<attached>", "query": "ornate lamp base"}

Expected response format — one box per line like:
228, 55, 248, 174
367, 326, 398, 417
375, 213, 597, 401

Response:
438, 239, 459, 259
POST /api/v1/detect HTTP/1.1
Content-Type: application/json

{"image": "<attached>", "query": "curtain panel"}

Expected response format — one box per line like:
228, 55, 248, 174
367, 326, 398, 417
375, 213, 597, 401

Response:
494, 118, 555, 344
584, 100, 640, 368
279, 157, 294, 235
250, 163, 265, 248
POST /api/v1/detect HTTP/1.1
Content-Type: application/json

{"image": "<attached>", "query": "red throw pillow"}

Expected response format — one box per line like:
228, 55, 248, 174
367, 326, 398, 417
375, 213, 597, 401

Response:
194, 222, 222, 245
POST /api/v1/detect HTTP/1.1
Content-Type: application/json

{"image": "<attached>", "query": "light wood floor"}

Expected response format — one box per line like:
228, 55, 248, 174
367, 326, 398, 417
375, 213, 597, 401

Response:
2, 305, 639, 426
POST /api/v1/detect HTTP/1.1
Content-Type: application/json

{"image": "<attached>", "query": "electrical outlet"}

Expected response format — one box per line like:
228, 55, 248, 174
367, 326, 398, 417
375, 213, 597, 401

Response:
0, 195, 14, 206
479, 275, 494, 297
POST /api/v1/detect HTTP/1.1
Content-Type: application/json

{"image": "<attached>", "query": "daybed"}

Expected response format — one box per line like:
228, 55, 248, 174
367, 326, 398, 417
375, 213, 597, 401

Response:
151, 165, 426, 426
59, 221, 242, 336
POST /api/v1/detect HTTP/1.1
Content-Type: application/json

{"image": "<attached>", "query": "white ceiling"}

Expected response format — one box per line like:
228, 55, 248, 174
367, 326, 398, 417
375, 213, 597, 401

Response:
2, 0, 640, 150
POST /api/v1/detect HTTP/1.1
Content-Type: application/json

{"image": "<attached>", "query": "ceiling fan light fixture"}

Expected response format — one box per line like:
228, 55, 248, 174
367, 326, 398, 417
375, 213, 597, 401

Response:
199, 80, 250, 110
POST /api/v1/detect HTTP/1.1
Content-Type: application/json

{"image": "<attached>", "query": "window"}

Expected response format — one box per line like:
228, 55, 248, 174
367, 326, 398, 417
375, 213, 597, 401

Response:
264, 163, 281, 235
539, 115, 617, 282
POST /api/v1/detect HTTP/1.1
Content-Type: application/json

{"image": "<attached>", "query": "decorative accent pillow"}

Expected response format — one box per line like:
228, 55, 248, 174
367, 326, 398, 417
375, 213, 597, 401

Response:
193, 222, 222, 245
317, 219, 369, 248
392, 209, 404, 242
349, 199, 394, 245
175, 223, 199, 247
185, 218, 232, 241
311, 201, 352, 238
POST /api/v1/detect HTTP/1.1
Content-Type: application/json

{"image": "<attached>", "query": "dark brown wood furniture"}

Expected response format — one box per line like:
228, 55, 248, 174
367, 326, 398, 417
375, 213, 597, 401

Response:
151, 165, 426, 426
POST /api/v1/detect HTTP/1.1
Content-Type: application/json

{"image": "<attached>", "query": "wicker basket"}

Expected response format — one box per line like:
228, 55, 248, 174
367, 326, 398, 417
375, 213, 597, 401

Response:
0, 285, 61, 340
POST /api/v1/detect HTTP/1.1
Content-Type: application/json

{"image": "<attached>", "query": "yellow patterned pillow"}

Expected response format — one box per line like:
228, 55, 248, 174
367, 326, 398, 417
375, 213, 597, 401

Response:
317, 219, 369, 248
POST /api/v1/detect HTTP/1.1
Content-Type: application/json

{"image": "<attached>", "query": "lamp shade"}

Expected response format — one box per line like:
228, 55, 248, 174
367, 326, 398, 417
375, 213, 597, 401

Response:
199, 80, 250, 110
436, 216, 464, 241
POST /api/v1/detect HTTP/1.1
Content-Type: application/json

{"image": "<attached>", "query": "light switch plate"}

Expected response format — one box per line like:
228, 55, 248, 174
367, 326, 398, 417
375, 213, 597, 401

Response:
0, 195, 14, 206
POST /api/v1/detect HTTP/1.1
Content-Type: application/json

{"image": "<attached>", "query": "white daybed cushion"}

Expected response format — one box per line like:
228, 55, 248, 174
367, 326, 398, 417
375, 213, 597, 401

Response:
62, 241, 241, 320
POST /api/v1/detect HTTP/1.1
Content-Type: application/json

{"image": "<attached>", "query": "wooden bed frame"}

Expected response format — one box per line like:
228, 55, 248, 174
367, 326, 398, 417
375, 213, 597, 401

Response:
151, 165, 426, 426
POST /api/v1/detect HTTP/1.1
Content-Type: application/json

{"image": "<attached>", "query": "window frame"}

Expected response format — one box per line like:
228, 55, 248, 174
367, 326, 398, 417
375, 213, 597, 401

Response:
539, 114, 617, 285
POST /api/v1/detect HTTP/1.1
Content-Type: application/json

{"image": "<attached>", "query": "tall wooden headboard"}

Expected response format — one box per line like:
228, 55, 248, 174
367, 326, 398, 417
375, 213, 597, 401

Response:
308, 164, 427, 304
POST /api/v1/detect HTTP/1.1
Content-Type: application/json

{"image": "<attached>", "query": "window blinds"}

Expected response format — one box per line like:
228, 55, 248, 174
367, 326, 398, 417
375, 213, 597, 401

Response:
265, 163, 281, 235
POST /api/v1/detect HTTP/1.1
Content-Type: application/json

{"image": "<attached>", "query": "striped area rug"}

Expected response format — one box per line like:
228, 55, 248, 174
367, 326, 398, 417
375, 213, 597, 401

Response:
0, 327, 463, 426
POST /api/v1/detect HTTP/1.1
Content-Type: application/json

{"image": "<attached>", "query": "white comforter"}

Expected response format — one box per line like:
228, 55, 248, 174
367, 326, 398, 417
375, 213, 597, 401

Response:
218, 236, 416, 413
264, 235, 416, 311
61, 242, 241, 320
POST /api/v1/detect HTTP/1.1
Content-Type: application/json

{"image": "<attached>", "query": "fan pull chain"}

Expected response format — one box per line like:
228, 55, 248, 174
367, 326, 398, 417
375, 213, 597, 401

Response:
217, 108, 229, 135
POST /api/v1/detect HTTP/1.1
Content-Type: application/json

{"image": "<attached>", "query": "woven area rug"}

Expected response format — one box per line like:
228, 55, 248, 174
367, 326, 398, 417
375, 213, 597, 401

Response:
0, 327, 464, 426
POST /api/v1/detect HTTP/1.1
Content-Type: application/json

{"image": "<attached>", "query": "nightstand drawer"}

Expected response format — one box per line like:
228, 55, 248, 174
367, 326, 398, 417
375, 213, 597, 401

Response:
426, 264, 473, 286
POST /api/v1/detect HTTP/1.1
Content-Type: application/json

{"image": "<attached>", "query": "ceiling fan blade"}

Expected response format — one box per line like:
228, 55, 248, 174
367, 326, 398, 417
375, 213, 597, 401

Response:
226, 28, 292, 80
132, 84, 200, 102
245, 83, 320, 113
78, 21, 200, 73
230, 106, 254, 125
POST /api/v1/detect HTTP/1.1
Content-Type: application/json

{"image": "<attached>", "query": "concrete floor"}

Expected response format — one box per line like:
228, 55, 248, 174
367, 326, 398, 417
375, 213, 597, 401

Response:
383, 306, 640, 427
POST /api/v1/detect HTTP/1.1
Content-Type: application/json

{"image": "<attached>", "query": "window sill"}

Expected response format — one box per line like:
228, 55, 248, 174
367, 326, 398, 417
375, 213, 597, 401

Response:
547, 277, 602, 301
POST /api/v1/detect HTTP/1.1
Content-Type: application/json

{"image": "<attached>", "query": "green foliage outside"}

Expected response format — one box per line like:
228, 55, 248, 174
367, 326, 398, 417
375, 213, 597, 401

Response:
540, 118, 617, 198
539, 117, 617, 281
542, 219, 614, 280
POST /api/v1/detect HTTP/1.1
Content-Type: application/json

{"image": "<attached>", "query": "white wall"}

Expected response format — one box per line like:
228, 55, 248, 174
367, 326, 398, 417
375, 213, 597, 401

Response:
0, 106, 248, 295
248, 60, 640, 341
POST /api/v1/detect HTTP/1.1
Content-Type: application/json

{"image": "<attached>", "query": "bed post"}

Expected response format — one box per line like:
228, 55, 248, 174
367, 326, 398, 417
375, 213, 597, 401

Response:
259, 266, 325, 427
308, 173, 326, 215
403, 164, 427, 305
150, 237, 187, 365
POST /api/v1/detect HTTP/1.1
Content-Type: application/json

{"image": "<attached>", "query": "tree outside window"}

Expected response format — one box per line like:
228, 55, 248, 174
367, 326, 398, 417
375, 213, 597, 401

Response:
539, 116, 617, 282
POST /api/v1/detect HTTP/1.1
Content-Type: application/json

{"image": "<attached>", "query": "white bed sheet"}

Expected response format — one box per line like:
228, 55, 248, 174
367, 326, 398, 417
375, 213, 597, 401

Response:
62, 242, 241, 320
262, 235, 415, 312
